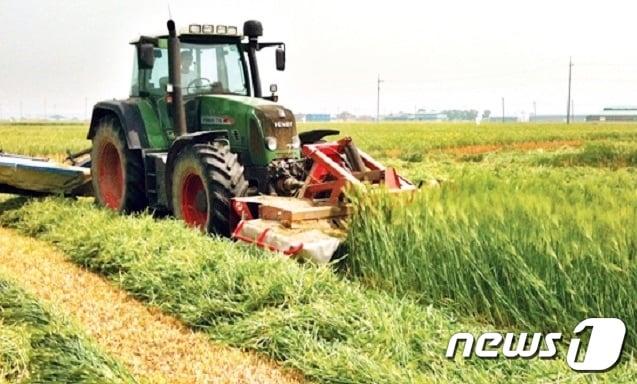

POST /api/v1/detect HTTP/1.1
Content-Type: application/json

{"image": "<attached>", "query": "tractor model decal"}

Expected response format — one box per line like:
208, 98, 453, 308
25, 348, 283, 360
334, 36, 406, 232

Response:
201, 115, 235, 125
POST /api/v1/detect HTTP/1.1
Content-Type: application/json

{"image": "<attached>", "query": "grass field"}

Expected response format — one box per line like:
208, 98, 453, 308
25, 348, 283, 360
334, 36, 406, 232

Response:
347, 167, 637, 347
3, 196, 637, 383
303, 121, 637, 161
0, 123, 88, 159
0, 121, 636, 382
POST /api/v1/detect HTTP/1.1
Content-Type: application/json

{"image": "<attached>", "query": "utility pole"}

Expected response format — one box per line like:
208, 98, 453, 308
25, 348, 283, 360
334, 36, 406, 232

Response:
501, 97, 505, 123
533, 101, 537, 117
376, 74, 384, 123
566, 57, 573, 124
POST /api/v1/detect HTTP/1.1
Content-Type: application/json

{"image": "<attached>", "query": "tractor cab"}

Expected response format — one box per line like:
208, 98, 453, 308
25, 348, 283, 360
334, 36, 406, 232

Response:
127, 21, 290, 157
130, 29, 250, 98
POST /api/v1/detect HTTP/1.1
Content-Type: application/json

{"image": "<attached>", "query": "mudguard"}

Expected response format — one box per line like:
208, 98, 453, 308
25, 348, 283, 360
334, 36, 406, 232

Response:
164, 130, 230, 208
88, 100, 148, 149
298, 129, 340, 145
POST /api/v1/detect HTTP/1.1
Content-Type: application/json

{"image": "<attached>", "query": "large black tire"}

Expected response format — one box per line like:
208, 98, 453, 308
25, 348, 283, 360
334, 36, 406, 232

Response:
90, 117, 147, 212
171, 142, 249, 236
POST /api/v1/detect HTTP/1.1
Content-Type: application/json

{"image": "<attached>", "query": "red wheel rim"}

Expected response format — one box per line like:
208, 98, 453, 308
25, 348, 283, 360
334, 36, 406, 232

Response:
180, 172, 208, 229
97, 142, 124, 209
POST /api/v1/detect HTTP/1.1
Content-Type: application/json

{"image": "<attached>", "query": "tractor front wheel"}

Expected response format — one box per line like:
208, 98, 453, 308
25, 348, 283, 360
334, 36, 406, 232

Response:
91, 117, 147, 212
171, 142, 248, 236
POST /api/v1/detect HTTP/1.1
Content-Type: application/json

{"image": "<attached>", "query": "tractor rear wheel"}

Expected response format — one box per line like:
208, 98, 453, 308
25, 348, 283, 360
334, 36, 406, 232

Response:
171, 142, 249, 236
91, 117, 147, 212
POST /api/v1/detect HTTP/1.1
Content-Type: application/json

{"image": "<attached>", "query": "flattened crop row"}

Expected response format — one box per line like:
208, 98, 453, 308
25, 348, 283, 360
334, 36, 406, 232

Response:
2, 197, 637, 383
0, 276, 135, 383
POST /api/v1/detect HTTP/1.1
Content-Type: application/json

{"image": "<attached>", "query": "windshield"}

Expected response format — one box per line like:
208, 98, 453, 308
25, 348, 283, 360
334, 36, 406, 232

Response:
179, 43, 247, 96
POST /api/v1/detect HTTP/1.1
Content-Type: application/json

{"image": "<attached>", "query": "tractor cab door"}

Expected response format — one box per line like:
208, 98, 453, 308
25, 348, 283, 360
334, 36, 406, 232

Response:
132, 42, 176, 148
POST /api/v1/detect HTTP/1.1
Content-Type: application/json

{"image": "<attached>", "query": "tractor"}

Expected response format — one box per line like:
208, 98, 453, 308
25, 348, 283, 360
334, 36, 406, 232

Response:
89, 20, 302, 234
0, 20, 415, 263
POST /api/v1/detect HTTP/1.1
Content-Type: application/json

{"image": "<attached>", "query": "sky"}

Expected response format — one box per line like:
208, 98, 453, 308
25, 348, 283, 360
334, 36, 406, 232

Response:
1, 0, 637, 119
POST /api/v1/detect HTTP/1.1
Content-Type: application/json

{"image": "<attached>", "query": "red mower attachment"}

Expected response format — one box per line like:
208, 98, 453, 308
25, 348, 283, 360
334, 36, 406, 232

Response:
230, 137, 415, 264
300, 137, 415, 203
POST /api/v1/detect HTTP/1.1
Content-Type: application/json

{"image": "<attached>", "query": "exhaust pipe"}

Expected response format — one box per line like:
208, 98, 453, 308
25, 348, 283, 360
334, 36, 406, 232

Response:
167, 20, 187, 136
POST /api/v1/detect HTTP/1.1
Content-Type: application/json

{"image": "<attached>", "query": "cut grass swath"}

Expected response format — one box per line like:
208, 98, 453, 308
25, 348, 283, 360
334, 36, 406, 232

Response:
2, 197, 637, 383
0, 227, 303, 384
0, 276, 135, 383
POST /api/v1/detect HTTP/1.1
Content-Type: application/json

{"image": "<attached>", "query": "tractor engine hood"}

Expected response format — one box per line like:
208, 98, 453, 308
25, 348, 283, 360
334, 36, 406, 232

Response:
195, 94, 300, 165
253, 104, 297, 152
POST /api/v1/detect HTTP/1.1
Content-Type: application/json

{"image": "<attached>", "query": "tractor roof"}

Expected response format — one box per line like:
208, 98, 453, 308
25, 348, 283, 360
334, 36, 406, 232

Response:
131, 24, 243, 45
131, 33, 243, 46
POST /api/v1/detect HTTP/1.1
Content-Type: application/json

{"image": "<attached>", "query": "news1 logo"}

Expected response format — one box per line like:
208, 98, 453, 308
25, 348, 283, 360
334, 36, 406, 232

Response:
446, 318, 627, 372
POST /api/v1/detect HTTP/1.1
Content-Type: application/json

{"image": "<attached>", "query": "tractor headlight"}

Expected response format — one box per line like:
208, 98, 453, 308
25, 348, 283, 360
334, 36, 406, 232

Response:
291, 135, 301, 149
202, 24, 214, 34
189, 24, 202, 34
266, 136, 278, 151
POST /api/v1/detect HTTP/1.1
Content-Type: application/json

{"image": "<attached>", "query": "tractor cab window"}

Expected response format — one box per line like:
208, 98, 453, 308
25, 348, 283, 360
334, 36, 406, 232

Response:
133, 44, 170, 97
180, 43, 247, 96
130, 50, 139, 96
134, 41, 247, 97
148, 47, 169, 95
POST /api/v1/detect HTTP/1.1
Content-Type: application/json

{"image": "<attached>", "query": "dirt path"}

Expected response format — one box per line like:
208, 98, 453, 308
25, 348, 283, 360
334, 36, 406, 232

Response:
441, 140, 582, 156
0, 227, 304, 384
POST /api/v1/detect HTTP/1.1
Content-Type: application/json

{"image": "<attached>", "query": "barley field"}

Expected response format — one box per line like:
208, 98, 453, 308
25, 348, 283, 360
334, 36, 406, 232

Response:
0, 121, 636, 383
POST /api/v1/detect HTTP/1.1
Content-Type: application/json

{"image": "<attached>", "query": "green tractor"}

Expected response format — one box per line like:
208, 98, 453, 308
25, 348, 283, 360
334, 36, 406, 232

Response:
89, 20, 321, 235
0, 19, 414, 262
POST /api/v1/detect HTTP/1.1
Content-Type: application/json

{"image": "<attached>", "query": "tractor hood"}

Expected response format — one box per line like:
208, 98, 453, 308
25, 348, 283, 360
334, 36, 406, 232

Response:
193, 94, 300, 166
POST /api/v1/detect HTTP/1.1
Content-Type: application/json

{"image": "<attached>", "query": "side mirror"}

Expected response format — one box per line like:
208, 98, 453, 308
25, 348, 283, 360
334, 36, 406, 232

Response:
138, 43, 156, 69
276, 47, 285, 71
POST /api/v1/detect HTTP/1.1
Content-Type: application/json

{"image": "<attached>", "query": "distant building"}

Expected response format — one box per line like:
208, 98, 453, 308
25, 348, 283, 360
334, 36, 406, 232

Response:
493, 116, 519, 123
530, 114, 586, 122
384, 112, 414, 121
586, 107, 637, 122
304, 113, 331, 122
415, 111, 448, 121
383, 110, 448, 121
